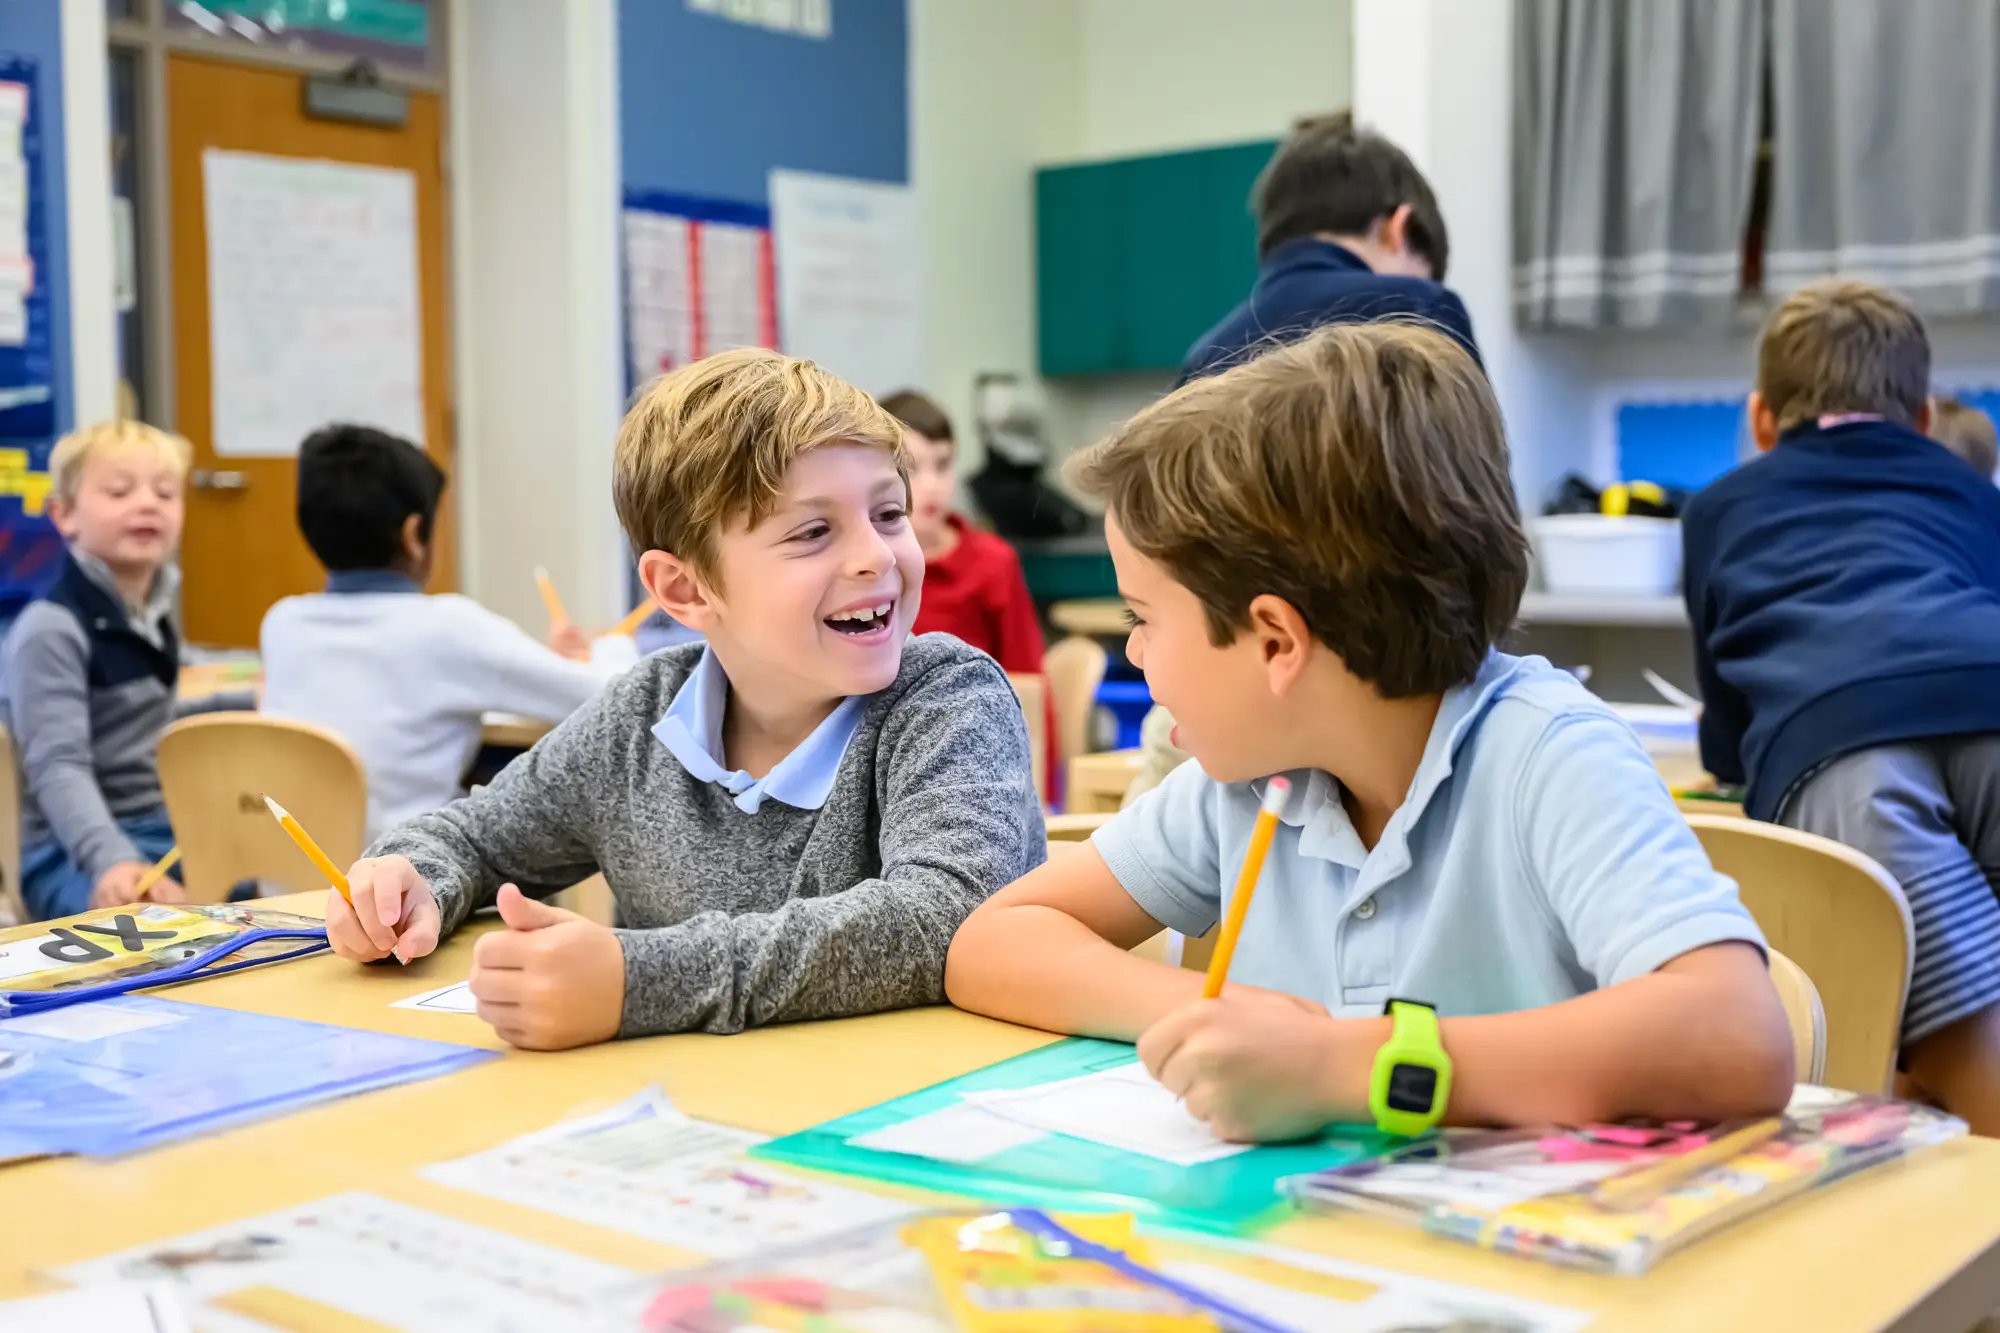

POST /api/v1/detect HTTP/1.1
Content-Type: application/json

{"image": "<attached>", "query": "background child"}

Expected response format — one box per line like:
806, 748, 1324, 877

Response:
948, 323, 1790, 1142
260, 425, 628, 843
1682, 279, 2000, 1133
882, 389, 1053, 797
0, 421, 250, 918
325, 350, 1044, 1050
1932, 396, 1998, 477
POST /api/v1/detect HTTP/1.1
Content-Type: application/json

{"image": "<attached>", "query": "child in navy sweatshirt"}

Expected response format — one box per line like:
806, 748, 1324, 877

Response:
1682, 278, 2000, 1132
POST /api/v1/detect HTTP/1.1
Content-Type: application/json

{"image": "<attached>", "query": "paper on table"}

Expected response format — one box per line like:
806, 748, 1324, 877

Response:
0, 1004, 184, 1042
0, 934, 63, 983
846, 1100, 1049, 1164
391, 981, 477, 1014
968, 1063, 1252, 1165
425, 1088, 913, 1258
55, 1192, 631, 1332
0, 1284, 191, 1333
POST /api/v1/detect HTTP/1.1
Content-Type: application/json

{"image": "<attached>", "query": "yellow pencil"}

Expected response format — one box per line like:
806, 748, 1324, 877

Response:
1201, 775, 1291, 998
610, 602, 654, 637
1591, 1117, 1785, 1210
262, 796, 353, 908
533, 566, 570, 626
134, 845, 181, 901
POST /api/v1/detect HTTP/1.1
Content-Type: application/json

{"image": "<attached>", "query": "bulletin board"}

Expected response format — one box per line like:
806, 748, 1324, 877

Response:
621, 189, 777, 393
0, 54, 61, 614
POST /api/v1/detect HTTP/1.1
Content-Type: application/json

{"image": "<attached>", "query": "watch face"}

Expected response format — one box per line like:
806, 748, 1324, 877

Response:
1387, 1062, 1438, 1114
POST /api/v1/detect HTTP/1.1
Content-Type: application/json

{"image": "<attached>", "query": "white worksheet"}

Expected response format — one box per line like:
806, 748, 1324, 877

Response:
968, 1063, 1252, 1165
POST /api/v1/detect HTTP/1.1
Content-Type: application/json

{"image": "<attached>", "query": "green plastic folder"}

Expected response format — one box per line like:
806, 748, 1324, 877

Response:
752, 1037, 1391, 1235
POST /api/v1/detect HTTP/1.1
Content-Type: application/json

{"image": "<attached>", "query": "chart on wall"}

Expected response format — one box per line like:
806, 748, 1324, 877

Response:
622, 190, 777, 392
768, 169, 923, 397
202, 149, 424, 458
0, 54, 61, 610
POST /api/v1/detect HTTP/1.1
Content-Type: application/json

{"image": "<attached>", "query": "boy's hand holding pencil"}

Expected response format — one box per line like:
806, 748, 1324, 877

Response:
326, 855, 443, 966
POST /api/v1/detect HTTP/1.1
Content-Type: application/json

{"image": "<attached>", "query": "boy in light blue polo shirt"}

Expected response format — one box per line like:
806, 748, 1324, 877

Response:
946, 323, 1793, 1143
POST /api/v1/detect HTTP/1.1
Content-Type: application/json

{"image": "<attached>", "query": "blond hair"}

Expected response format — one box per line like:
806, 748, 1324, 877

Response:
1756, 279, 1930, 434
49, 419, 193, 503
1073, 322, 1526, 698
613, 348, 906, 581
1933, 397, 1999, 476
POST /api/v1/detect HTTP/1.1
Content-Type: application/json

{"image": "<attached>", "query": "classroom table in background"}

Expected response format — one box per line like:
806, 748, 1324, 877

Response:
1048, 596, 1131, 639
3, 892, 1998, 1330
1068, 747, 1142, 813
175, 663, 556, 754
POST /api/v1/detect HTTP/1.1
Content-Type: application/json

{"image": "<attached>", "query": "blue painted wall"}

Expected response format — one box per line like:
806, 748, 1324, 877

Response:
0, 0, 68, 433
618, 0, 907, 205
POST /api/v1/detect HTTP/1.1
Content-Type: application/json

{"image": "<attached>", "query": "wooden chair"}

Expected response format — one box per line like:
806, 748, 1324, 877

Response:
1044, 635, 1108, 774
0, 724, 21, 925
1686, 813, 1913, 1094
1005, 672, 1049, 802
158, 714, 368, 902
1768, 948, 1828, 1086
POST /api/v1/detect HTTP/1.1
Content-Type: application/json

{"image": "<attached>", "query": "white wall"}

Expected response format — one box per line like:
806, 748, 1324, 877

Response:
909, 0, 1080, 474
59, 0, 116, 426
1072, 0, 1352, 162
450, 0, 627, 629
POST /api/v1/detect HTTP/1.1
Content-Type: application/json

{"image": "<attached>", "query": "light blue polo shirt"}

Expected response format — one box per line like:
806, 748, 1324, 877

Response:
1093, 652, 1764, 1017
650, 647, 865, 814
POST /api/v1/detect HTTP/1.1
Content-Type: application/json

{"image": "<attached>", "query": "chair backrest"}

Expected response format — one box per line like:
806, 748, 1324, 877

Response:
1005, 672, 1049, 801
1044, 636, 1108, 769
1686, 813, 1913, 1094
0, 723, 21, 925
1767, 947, 1827, 1086
157, 714, 369, 902
1045, 811, 1110, 843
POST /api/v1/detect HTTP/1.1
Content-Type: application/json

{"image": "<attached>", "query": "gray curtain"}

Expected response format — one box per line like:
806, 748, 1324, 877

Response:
1512, 0, 1766, 329
1765, 0, 2000, 314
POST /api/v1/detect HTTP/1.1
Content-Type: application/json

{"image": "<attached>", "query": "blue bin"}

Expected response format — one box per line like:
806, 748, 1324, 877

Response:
1094, 679, 1154, 750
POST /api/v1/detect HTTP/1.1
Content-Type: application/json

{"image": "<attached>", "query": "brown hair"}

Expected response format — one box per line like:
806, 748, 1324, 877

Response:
613, 348, 907, 581
1073, 322, 1525, 697
1253, 111, 1450, 277
879, 389, 954, 443
49, 419, 192, 503
1756, 279, 1930, 434
1933, 397, 1999, 475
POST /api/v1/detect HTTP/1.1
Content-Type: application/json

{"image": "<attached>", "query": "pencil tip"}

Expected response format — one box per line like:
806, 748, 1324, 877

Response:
261, 794, 288, 820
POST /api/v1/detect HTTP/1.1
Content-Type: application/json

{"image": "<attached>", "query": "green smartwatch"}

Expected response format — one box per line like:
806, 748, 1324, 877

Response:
1369, 998, 1452, 1136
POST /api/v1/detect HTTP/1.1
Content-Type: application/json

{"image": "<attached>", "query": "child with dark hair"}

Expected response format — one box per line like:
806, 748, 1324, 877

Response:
1180, 111, 1479, 385
260, 424, 624, 840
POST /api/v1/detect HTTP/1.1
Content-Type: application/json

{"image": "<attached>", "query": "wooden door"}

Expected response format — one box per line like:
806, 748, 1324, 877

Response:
167, 55, 454, 647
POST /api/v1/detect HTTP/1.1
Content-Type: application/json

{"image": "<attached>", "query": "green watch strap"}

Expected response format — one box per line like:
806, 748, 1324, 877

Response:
1369, 998, 1453, 1137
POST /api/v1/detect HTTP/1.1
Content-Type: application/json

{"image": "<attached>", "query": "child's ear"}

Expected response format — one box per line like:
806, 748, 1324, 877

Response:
1916, 395, 1936, 437
1747, 392, 1781, 453
638, 549, 716, 629
44, 494, 77, 540
399, 513, 427, 565
1246, 593, 1313, 696
1374, 203, 1415, 256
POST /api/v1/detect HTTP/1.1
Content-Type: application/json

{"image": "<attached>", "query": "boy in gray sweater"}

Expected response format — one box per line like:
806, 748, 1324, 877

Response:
329, 349, 1045, 1048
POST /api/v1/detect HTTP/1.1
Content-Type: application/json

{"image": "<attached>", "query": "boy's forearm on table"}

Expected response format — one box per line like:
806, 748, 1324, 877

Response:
1303, 959, 1794, 1129
946, 904, 1202, 1039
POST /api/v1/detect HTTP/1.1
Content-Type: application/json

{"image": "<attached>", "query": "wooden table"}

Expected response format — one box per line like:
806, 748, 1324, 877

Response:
5, 894, 1999, 1329
1048, 596, 1130, 638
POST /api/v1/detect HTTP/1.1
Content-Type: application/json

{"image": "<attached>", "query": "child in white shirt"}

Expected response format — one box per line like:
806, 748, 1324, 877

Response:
260, 425, 628, 840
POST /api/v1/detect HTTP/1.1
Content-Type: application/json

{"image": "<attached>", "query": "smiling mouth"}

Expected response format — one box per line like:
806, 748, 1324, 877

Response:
824, 600, 895, 636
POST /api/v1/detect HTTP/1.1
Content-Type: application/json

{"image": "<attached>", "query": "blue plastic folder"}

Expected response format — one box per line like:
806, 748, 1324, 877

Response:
752, 1038, 1391, 1235
0, 995, 495, 1159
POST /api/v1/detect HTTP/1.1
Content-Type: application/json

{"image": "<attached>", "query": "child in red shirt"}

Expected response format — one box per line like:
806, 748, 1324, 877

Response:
883, 391, 1052, 796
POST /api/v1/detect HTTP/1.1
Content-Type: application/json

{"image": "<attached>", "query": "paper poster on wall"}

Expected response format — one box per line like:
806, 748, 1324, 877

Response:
768, 169, 923, 396
202, 149, 424, 458
622, 190, 777, 391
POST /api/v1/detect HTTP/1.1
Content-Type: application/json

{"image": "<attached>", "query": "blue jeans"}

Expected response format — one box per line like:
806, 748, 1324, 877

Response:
20, 808, 178, 920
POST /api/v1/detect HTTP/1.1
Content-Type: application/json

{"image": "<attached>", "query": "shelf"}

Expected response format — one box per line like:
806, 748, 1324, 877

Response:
1517, 592, 1689, 628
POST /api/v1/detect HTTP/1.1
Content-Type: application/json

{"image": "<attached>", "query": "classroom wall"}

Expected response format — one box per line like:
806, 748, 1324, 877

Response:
907, 0, 1078, 472
449, 0, 625, 628
1039, 0, 1355, 464
618, 0, 908, 205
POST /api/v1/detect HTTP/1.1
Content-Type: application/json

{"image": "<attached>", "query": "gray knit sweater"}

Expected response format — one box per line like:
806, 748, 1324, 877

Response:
369, 634, 1045, 1036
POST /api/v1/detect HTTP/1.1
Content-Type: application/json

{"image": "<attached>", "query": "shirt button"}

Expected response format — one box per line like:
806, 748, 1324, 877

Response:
1354, 897, 1378, 921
